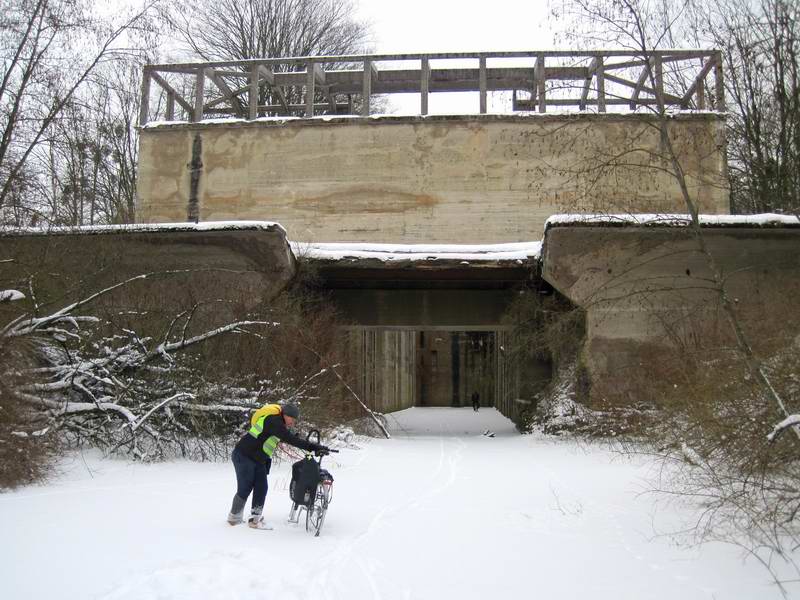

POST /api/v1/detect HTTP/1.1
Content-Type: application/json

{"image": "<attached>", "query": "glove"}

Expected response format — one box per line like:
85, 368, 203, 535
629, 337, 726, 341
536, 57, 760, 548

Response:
314, 444, 330, 456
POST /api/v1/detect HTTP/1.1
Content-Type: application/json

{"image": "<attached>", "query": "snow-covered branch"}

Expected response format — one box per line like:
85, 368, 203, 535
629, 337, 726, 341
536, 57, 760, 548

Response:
767, 415, 800, 443
0, 289, 25, 302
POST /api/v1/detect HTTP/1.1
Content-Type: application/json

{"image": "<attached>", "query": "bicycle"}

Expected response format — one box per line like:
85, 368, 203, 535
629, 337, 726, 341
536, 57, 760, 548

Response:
287, 430, 338, 537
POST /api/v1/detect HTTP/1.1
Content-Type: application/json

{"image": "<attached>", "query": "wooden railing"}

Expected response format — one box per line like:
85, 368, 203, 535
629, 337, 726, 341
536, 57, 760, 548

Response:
139, 49, 724, 125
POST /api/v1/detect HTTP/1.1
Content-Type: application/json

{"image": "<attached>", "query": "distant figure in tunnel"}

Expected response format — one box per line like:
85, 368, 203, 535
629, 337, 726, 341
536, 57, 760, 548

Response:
471, 390, 480, 412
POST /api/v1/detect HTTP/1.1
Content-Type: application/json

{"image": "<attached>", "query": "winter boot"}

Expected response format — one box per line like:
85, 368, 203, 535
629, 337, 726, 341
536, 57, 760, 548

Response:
227, 495, 246, 525
248, 507, 273, 530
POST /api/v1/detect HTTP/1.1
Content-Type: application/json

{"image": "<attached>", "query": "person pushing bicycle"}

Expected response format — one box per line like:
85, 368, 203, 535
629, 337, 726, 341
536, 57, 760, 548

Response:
227, 403, 331, 529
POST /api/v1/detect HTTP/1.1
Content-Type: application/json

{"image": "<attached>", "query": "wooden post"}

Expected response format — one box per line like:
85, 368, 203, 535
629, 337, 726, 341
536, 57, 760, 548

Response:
479, 55, 487, 114
580, 58, 597, 111
714, 51, 725, 111
166, 91, 175, 121
654, 54, 664, 111
139, 67, 151, 126
696, 76, 705, 110
193, 67, 206, 122
596, 56, 606, 113
361, 59, 372, 116
421, 57, 429, 115
306, 60, 315, 117
249, 63, 259, 119
536, 53, 546, 113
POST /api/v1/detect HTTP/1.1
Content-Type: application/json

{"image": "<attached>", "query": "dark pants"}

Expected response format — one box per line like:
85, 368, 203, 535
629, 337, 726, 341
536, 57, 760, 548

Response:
232, 446, 271, 515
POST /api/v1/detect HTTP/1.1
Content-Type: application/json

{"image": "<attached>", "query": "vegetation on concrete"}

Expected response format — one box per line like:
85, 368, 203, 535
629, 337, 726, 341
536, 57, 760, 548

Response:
0, 266, 364, 490
500, 286, 586, 434
556, 0, 800, 588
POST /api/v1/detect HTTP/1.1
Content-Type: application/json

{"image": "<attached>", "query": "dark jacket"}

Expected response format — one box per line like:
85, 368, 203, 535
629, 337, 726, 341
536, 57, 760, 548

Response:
235, 413, 318, 465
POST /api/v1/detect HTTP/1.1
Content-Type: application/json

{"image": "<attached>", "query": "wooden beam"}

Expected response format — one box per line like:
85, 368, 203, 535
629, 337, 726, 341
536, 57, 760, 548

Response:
604, 72, 682, 104
696, 77, 705, 110
193, 68, 206, 122
421, 57, 429, 115
144, 49, 723, 121
714, 51, 725, 111
146, 49, 713, 72
597, 56, 606, 113
258, 65, 289, 114
151, 72, 195, 115
139, 68, 151, 126
679, 56, 716, 108
580, 58, 598, 110
306, 60, 315, 117
536, 53, 546, 113
257, 65, 275, 84
209, 69, 245, 116
654, 54, 664, 111
314, 63, 326, 84
362, 58, 372, 116
206, 102, 351, 113
166, 92, 175, 120
249, 63, 259, 119
479, 56, 488, 114
327, 86, 337, 113
630, 57, 654, 109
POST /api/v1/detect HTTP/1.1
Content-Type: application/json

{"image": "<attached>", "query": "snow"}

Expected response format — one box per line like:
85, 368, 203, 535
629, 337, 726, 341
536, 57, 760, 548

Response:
292, 241, 542, 263
142, 110, 722, 129
0, 289, 25, 302
767, 414, 800, 442
1, 408, 793, 600
0, 221, 287, 237
545, 212, 800, 230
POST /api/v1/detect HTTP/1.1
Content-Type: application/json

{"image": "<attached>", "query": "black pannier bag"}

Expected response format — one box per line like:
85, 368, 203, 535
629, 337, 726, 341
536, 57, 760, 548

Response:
290, 456, 321, 506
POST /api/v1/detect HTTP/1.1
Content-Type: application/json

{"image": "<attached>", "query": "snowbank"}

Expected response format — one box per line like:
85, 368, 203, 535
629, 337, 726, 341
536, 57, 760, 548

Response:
0, 221, 287, 237
545, 212, 800, 230
0, 408, 794, 600
291, 241, 542, 263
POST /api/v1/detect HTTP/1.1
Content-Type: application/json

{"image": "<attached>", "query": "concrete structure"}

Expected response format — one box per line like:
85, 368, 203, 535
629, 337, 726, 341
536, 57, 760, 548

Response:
305, 244, 545, 416
137, 113, 728, 243
130, 50, 761, 420
0, 223, 295, 333
139, 50, 723, 122
541, 216, 800, 405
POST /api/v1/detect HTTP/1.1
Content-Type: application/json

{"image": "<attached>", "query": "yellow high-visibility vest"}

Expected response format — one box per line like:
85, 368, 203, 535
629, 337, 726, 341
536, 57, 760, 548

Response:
248, 404, 283, 458
250, 403, 282, 427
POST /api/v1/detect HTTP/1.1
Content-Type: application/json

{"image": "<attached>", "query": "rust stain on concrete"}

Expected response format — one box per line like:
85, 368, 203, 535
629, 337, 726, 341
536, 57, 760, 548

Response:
291, 188, 439, 214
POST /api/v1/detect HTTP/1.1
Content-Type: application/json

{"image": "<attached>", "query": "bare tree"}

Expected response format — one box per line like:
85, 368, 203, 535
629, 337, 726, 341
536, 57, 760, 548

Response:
166, 0, 372, 112
0, 0, 159, 224
553, 0, 800, 590
686, 0, 800, 215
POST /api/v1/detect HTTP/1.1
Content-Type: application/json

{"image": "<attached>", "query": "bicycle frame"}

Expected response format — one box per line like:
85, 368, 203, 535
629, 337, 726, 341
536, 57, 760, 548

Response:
288, 429, 337, 537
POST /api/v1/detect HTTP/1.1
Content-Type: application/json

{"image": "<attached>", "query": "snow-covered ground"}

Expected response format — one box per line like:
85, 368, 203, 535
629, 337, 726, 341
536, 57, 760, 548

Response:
1, 408, 793, 600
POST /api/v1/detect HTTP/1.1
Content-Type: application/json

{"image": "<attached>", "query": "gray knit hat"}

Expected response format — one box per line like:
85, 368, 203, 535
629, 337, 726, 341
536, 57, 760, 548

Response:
282, 403, 300, 419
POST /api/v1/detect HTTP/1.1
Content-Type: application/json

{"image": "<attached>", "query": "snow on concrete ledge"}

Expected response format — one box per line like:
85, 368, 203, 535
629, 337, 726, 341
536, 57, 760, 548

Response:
545, 213, 800, 231
0, 221, 287, 238
290, 241, 543, 265
141, 111, 722, 130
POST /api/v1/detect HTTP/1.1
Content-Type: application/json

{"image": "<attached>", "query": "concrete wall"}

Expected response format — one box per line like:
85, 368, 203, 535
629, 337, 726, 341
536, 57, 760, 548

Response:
138, 114, 728, 243
0, 226, 296, 333
346, 328, 417, 414
541, 224, 800, 405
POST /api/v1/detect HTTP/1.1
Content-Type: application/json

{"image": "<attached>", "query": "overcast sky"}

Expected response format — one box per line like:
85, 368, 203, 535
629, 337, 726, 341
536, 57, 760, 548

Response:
354, 0, 559, 114
356, 0, 555, 54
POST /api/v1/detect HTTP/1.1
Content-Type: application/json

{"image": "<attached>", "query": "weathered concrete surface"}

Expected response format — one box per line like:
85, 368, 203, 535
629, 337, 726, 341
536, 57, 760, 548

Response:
541, 222, 800, 404
306, 249, 549, 419
0, 224, 295, 330
137, 114, 728, 243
